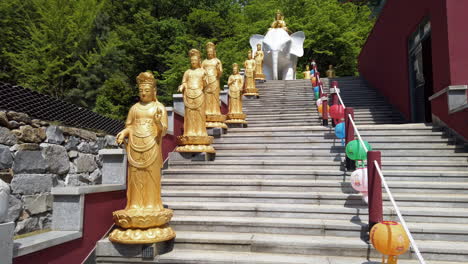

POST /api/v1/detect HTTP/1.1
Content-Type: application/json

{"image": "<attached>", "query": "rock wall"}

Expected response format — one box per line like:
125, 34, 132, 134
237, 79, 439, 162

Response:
0, 110, 119, 235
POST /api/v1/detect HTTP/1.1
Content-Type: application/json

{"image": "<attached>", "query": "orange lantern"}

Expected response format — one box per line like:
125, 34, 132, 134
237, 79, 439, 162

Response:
311, 76, 317, 87
317, 104, 330, 114
370, 221, 410, 264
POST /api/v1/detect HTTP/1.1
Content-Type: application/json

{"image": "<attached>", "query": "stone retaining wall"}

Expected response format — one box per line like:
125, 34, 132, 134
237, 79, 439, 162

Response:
0, 110, 119, 235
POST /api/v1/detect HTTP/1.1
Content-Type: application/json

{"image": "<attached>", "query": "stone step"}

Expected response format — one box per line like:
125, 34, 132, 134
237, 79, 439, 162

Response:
169, 215, 468, 242
222, 130, 446, 137
213, 152, 468, 162
215, 136, 454, 144
166, 231, 468, 262
162, 179, 468, 194
165, 201, 468, 224
168, 160, 467, 171
162, 168, 468, 182
211, 143, 463, 150
152, 249, 405, 264
227, 124, 436, 132
162, 190, 468, 208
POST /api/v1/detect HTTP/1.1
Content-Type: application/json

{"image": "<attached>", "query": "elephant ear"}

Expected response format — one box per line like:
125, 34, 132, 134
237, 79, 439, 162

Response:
249, 34, 264, 56
290, 31, 305, 57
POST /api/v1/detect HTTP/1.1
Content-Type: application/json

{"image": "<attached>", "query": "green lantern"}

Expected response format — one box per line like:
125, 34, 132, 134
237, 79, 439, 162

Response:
346, 140, 372, 160
314, 92, 319, 100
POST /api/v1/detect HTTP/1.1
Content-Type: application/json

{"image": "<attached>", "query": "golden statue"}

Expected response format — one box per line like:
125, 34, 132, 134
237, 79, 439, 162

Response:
270, 10, 288, 32
303, 65, 311, 79
176, 49, 215, 153
226, 63, 247, 125
109, 72, 175, 244
244, 50, 258, 96
326, 65, 336, 78
254, 43, 265, 80
202, 42, 227, 129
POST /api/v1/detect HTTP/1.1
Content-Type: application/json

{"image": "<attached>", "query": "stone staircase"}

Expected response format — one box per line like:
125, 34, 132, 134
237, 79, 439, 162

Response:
157, 78, 468, 263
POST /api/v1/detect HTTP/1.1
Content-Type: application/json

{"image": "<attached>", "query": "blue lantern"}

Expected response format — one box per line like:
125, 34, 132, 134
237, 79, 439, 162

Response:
335, 122, 345, 145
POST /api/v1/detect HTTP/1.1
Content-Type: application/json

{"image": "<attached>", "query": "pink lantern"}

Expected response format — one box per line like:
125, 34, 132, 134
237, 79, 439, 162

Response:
316, 98, 323, 107
350, 167, 368, 193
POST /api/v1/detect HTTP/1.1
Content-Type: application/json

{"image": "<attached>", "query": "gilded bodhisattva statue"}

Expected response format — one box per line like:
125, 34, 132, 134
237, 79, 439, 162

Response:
326, 64, 336, 78
109, 72, 175, 244
244, 50, 258, 96
270, 10, 288, 33
176, 49, 215, 153
202, 42, 227, 129
254, 43, 265, 80
226, 63, 247, 125
303, 65, 311, 80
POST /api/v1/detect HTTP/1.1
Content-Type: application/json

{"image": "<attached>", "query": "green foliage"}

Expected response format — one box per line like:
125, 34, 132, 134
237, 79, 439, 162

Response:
0, 0, 375, 120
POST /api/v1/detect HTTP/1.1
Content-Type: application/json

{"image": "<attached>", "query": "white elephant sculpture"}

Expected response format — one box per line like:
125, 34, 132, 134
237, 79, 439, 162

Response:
250, 29, 305, 80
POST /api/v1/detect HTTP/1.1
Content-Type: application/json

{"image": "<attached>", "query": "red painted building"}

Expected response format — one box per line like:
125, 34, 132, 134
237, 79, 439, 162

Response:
359, 0, 468, 140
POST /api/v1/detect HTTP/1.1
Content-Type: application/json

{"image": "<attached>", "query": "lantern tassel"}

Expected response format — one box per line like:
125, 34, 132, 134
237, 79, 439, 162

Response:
387, 255, 398, 264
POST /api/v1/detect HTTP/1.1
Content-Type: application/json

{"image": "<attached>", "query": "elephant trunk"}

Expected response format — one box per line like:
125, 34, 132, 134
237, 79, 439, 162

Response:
272, 50, 279, 80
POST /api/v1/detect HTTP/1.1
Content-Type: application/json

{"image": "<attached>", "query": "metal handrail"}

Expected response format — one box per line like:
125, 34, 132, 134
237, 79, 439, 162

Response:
374, 161, 427, 264
346, 113, 426, 264
347, 114, 368, 152
335, 87, 346, 108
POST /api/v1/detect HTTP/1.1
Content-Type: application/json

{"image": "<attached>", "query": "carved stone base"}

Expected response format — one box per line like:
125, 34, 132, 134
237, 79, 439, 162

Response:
175, 144, 216, 153
206, 121, 228, 129
112, 208, 173, 229
108, 225, 176, 244
227, 113, 246, 120
206, 114, 226, 122
227, 123, 247, 128
176, 135, 213, 146
255, 73, 265, 80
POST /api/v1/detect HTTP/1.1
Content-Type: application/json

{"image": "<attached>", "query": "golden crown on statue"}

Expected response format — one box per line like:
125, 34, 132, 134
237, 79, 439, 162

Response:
189, 48, 201, 59
136, 72, 156, 87
206, 42, 216, 50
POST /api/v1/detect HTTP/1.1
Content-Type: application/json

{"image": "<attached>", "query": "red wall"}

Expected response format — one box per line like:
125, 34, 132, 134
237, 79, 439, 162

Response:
162, 111, 184, 161
14, 191, 126, 264
358, 0, 467, 139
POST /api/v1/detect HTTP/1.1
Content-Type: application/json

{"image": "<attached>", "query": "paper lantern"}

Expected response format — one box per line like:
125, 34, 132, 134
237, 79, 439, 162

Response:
313, 86, 320, 93
311, 77, 317, 86
350, 167, 367, 192
318, 104, 330, 114
314, 92, 319, 100
329, 104, 345, 119
316, 98, 323, 107
370, 221, 410, 264
335, 122, 345, 139
345, 140, 372, 160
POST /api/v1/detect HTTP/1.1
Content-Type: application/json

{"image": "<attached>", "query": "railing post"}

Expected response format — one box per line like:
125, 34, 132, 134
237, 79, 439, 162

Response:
344, 107, 355, 170
368, 150, 383, 231
331, 81, 339, 127
321, 94, 328, 126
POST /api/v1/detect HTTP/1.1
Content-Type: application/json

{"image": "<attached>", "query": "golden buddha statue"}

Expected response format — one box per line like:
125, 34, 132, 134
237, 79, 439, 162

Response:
254, 43, 265, 80
109, 72, 175, 244
226, 63, 247, 126
303, 65, 311, 79
176, 49, 215, 153
244, 50, 258, 96
202, 42, 227, 129
270, 10, 288, 33
326, 64, 336, 78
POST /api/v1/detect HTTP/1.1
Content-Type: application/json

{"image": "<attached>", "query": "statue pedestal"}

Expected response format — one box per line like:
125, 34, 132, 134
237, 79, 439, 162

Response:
95, 237, 174, 263
227, 123, 247, 128
0, 222, 14, 264
175, 136, 215, 154
206, 114, 227, 129
207, 127, 226, 138
169, 151, 215, 162
243, 94, 259, 99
